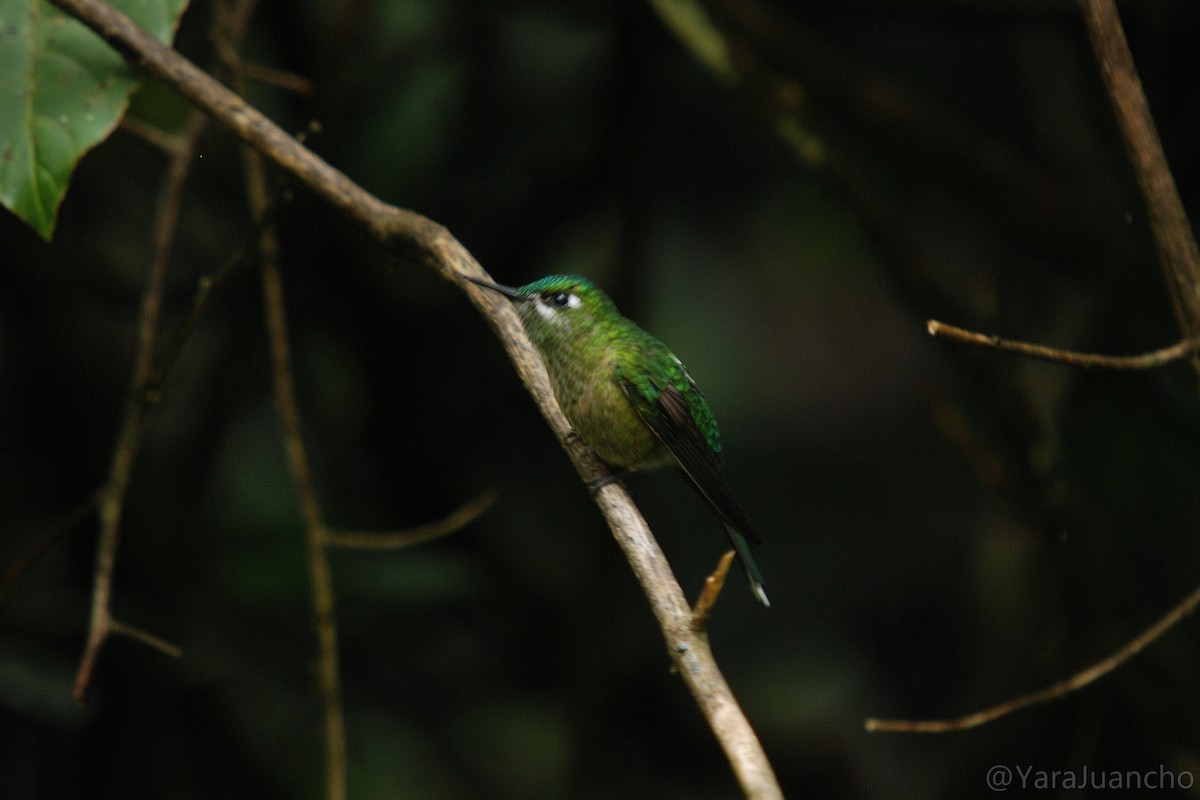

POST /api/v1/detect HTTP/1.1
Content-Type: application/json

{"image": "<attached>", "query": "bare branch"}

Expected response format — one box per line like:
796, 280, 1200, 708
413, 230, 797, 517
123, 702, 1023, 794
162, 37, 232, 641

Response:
241, 62, 314, 95
108, 619, 183, 659
119, 116, 189, 156
927, 319, 1195, 369
325, 490, 496, 550
866, 581, 1200, 733
1078, 0, 1200, 377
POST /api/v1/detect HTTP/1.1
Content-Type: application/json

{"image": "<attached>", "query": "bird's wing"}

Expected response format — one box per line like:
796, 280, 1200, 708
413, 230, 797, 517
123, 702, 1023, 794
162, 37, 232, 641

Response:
619, 375, 761, 546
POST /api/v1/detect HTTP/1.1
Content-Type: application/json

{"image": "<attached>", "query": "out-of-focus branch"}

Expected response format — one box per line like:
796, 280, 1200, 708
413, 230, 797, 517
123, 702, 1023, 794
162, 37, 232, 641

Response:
120, 116, 189, 155
1078, 0, 1200, 377
214, 2, 346, 795
71, 88, 208, 706
325, 490, 496, 550
256, 184, 347, 800
866, 581, 1200, 733
142, 210, 269, 397
44, 1, 783, 797
241, 62, 314, 95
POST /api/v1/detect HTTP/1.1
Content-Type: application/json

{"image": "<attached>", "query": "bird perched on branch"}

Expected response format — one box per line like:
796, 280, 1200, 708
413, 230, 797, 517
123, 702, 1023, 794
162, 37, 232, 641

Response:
467, 274, 769, 607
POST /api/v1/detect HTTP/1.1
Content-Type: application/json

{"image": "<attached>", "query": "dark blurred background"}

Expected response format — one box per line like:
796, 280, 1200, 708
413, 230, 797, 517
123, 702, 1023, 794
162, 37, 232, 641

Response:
2, 0, 1199, 797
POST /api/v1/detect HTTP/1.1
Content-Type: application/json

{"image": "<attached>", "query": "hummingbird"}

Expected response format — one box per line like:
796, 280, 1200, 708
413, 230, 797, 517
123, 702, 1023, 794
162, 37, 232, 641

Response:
467, 273, 769, 607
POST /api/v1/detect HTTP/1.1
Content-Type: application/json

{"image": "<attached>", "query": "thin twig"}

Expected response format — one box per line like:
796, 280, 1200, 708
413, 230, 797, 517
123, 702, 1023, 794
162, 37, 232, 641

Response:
691, 550, 735, 631
241, 62, 314, 95
325, 490, 496, 550
144, 201, 284, 396
109, 619, 184, 658
866, 581, 1200, 733
120, 116, 189, 156
1078, 0, 1200, 377
927, 319, 1194, 369
48, 2, 781, 795
71, 105, 208, 704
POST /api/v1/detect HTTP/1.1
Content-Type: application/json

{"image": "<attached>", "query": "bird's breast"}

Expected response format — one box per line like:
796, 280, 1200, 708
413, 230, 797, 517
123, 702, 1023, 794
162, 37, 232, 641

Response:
561, 362, 669, 470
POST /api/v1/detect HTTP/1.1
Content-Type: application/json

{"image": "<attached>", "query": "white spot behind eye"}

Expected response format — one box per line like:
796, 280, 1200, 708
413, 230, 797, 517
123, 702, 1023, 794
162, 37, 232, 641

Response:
532, 291, 579, 323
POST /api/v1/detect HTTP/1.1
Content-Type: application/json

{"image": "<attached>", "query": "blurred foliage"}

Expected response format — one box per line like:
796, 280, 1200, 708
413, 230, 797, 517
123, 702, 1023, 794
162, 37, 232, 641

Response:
2, 0, 1200, 797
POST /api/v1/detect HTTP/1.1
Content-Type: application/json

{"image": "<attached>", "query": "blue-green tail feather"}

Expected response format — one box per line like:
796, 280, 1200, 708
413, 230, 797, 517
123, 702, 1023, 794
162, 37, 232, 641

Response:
727, 525, 769, 607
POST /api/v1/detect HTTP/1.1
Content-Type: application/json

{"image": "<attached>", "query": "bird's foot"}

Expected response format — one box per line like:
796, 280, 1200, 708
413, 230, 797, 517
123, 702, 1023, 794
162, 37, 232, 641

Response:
586, 470, 629, 496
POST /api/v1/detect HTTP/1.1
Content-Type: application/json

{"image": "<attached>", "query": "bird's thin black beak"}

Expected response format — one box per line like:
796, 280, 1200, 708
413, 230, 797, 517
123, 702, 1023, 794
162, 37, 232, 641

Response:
463, 274, 529, 302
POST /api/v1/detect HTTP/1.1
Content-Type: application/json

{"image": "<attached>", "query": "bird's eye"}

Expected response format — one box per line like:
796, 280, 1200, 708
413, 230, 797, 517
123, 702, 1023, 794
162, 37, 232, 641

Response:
550, 292, 571, 307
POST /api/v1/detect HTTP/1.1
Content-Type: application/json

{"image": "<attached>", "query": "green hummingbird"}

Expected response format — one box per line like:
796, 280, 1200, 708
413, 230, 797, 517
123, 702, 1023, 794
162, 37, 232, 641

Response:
467, 274, 769, 607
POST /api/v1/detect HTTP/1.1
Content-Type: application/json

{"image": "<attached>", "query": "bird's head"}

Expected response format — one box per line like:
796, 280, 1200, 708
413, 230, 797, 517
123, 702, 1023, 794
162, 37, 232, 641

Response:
465, 274, 620, 346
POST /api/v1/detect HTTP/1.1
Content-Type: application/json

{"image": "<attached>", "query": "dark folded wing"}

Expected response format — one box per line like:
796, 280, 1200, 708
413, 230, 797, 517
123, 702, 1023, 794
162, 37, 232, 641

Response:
623, 380, 761, 545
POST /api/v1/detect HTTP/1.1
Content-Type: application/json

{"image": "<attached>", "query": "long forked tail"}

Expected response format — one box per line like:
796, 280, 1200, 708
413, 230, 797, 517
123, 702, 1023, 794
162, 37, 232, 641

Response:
726, 524, 770, 607
668, 465, 769, 606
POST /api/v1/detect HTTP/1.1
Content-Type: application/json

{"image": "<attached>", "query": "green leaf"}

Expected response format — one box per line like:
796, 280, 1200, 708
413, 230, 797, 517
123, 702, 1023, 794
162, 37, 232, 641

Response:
0, 0, 188, 239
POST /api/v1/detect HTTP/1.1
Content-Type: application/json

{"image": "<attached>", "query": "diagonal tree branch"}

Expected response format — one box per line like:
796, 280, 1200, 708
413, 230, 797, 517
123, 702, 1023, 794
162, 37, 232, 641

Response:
47, 1, 782, 796
1078, 0, 1200, 377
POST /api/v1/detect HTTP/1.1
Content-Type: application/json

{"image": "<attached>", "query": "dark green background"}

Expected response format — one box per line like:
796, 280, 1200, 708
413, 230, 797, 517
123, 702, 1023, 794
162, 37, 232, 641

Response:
2, 1, 1199, 797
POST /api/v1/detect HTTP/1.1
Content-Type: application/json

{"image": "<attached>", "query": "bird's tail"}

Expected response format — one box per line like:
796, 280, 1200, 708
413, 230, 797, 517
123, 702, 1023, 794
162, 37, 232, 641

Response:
726, 524, 770, 607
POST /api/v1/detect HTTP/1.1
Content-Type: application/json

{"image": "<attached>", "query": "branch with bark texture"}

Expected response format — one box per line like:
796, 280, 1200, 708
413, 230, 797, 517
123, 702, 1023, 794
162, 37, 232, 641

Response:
1078, 0, 1200, 376
47, 1, 781, 797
